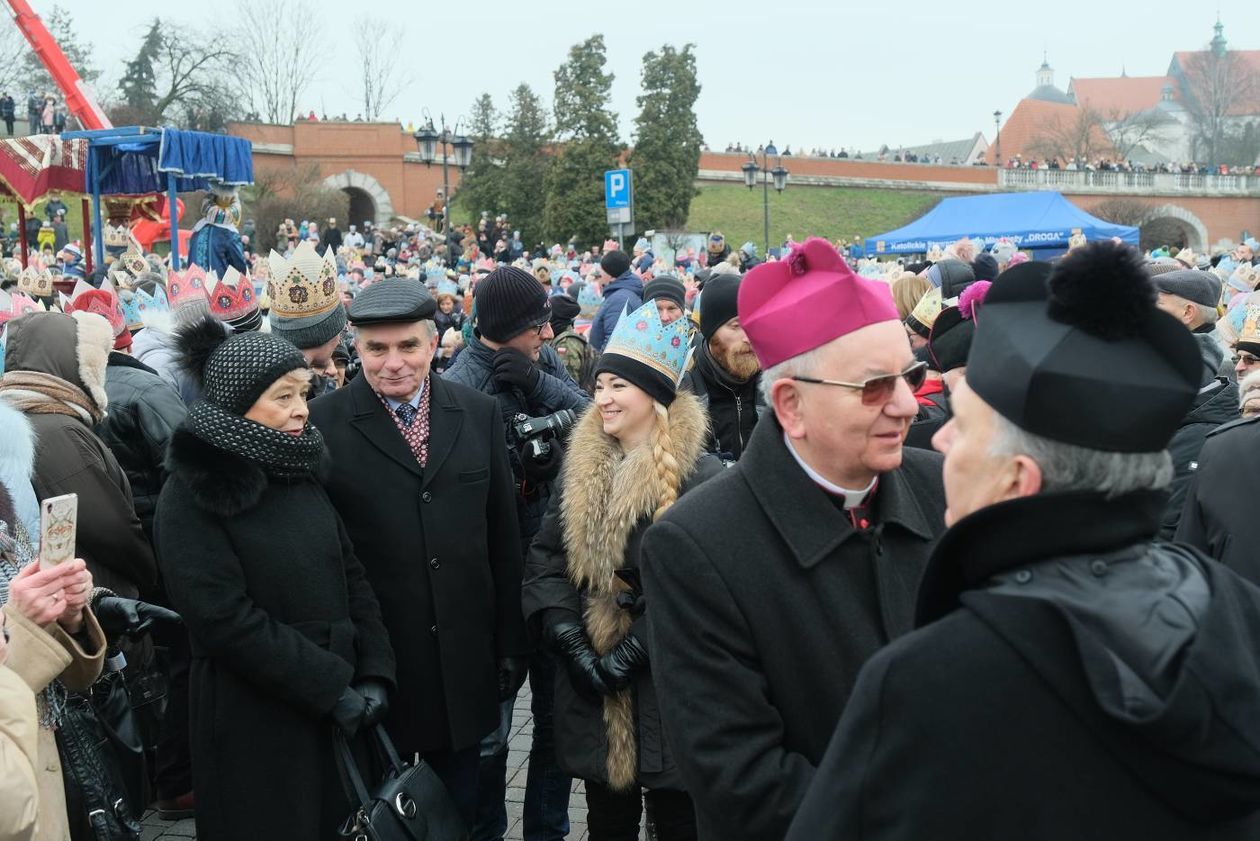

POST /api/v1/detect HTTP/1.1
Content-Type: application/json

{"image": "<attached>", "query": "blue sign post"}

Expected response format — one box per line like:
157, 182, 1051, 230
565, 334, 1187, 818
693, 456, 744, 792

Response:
604, 168, 634, 246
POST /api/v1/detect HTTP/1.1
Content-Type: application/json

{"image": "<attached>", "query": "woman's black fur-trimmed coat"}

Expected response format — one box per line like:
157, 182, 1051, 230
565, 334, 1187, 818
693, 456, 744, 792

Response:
153, 428, 395, 841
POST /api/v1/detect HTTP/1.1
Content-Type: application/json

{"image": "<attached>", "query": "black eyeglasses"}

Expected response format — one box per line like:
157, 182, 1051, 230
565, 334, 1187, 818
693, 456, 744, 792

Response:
1234, 353, 1260, 366
792, 360, 928, 406
530, 322, 550, 337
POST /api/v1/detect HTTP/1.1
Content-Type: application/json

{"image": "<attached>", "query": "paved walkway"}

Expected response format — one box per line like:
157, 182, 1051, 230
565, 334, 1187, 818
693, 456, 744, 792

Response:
141, 686, 600, 840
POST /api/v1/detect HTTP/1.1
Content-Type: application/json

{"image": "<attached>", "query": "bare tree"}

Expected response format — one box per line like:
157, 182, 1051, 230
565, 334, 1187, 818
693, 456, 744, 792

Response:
1089, 198, 1156, 227
0, 24, 27, 96
1105, 107, 1175, 161
233, 0, 324, 123
1182, 49, 1260, 166
1027, 105, 1111, 164
152, 28, 238, 126
353, 18, 409, 122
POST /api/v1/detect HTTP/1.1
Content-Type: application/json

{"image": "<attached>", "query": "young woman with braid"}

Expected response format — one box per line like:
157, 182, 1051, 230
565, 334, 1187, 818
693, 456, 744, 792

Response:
523, 300, 722, 841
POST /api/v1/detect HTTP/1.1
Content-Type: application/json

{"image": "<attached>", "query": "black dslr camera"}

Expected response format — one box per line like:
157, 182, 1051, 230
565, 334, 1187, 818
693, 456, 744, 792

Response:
513, 409, 577, 461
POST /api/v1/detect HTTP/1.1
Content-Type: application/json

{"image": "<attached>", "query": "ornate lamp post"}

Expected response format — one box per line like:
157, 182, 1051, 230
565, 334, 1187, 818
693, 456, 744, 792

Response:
413, 112, 472, 235
742, 141, 789, 256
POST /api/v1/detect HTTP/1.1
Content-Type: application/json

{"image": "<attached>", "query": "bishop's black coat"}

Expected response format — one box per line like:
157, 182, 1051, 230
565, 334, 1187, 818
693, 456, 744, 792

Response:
309, 372, 530, 756
155, 428, 395, 841
640, 416, 946, 841
1175, 415, 1260, 586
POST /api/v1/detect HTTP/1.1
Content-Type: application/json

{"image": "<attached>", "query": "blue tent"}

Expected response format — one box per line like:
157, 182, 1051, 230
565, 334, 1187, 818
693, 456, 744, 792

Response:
865, 191, 1138, 257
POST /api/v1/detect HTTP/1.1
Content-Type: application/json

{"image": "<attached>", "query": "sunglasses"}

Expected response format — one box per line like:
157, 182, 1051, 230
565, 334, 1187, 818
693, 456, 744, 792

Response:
792, 360, 928, 406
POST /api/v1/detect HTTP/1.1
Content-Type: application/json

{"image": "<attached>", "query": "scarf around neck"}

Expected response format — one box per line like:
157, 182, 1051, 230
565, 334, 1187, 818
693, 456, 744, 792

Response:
187, 400, 324, 478
0, 370, 103, 424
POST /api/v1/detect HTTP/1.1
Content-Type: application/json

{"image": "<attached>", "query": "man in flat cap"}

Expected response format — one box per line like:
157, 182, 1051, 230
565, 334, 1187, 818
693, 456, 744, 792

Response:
1150, 268, 1238, 537
308, 279, 530, 825
641, 237, 946, 841
787, 243, 1260, 841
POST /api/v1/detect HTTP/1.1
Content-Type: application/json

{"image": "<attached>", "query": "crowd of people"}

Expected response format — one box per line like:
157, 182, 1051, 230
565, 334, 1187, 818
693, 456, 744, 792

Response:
4, 199, 1260, 841
1001, 154, 1259, 175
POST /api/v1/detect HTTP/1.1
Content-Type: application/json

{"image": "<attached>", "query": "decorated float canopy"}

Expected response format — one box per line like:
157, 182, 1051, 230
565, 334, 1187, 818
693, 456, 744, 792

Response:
61, 126, 254, 270
865, 191, 1139, 257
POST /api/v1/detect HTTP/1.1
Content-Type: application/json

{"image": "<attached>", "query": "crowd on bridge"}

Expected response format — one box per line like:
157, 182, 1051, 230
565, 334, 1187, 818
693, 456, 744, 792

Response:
5, 193, 1260, 841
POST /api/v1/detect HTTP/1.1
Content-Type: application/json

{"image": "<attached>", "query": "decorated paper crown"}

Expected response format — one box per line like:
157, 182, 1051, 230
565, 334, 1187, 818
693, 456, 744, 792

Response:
577, 282, 603, 320
207, 266, 260, 323
1222, 290, 1260, 347
103, 222, 131, 250
67, 279, 126, 338
167, 264, 211, 326
266, 241, 339, 319
905, 286, 943, 338
0, 290, 45, 328
120, 234, 149, 276
17, 262, 54, 298
136, 283, 170, 328
602, 299, 694, 394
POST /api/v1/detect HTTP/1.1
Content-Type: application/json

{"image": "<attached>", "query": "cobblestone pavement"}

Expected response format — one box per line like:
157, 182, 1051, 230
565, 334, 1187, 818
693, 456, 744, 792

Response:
141, 686, 605, 840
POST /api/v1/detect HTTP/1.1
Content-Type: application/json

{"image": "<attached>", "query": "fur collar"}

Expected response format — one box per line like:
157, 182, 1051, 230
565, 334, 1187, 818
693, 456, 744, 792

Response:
71, 310, 112, 414
560, 390, 708, 596
165, 425, 269, 517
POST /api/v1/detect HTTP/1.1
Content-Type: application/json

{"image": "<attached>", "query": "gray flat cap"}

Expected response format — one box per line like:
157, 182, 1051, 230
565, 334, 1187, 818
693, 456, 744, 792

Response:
348, 279, 438, 326
1151, 269, 1222, 309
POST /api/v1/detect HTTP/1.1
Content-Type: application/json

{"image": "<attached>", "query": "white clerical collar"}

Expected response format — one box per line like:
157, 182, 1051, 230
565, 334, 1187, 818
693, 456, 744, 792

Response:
783, 432, 877, 509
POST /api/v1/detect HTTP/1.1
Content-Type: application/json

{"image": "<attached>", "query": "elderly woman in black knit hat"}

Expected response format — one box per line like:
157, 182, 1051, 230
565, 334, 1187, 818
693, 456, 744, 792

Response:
153, 317, 395, 841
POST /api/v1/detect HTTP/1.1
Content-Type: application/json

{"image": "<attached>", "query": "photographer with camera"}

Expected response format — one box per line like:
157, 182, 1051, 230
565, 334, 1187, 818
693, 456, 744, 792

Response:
443, 265, 590, 841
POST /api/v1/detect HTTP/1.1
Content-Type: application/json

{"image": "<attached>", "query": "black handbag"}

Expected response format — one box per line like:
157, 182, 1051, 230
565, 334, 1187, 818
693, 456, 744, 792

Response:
335, 725, 468, 841
56, 691, 142, 841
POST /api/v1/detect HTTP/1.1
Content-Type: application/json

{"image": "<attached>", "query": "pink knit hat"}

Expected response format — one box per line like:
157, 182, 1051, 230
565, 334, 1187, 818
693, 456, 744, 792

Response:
739, 237, 899, 369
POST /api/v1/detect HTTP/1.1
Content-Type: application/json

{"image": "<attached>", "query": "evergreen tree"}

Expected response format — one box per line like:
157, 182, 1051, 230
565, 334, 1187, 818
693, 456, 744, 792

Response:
499, 84, 551, 250
21, 5, 99, 101
627, 44, 703, 231
457, 93, 503, 226
543, 35, 622, 247
118, 19, 162, 122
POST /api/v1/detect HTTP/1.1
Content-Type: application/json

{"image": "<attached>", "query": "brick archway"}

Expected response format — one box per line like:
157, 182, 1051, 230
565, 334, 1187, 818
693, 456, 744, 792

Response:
1143, 204, 1209, 251
322, 170, 395, 226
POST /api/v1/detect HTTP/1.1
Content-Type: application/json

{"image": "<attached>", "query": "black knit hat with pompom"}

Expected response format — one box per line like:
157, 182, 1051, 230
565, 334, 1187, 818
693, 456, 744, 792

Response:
965, 243, 1200, 453
175, 315, 307, 415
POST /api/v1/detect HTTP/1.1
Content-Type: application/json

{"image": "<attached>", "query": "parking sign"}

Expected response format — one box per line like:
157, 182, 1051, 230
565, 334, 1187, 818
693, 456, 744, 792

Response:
605, 169, 632, 209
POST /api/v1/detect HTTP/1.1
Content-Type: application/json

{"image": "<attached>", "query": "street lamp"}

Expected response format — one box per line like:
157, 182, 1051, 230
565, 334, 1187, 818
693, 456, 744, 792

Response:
743, 142, 789, 257
993, 110, 1003, 167
413, 112, 472, 236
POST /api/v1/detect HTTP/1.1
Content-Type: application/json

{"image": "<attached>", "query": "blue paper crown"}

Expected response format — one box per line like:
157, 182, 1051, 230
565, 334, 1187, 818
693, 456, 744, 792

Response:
136, 284, 170, 327
603, 300, 693, 387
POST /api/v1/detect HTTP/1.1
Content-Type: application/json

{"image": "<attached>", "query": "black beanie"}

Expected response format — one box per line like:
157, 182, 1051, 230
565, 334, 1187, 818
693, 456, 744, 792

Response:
549, 294, 581, 333
700, 273, 742, 339
971, 253, 999, 282
644, 274, 686, 310
475, 266, 552, 342
600, 249, 632, 278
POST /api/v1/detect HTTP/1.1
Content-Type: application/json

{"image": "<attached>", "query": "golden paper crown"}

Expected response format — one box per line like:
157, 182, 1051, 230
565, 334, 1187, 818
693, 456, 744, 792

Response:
17, 262, 54, 298
266, 241, 339, 319
103, 222, 132, 250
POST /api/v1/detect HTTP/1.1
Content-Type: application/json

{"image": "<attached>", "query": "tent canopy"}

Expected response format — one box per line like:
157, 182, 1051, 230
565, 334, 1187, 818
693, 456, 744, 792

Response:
866, 191, 1139, 256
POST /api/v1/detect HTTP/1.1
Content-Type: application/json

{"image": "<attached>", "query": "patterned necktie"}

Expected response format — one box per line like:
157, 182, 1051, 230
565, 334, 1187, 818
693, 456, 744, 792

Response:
395, 402, 417, 429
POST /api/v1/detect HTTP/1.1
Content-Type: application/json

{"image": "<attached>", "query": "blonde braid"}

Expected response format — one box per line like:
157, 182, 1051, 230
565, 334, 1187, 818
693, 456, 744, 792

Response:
650, 401, 682, 521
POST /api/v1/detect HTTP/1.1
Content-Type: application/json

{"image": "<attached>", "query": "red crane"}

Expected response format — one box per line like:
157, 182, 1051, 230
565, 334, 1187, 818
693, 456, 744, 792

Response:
5, 0, 111, 129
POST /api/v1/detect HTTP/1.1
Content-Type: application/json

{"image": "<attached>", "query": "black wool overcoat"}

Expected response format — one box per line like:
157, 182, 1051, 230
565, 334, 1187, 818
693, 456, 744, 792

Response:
309, 372, 530, 755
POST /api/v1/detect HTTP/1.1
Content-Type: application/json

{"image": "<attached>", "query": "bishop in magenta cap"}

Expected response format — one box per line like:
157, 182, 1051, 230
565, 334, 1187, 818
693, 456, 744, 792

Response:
738, 237, 900, 369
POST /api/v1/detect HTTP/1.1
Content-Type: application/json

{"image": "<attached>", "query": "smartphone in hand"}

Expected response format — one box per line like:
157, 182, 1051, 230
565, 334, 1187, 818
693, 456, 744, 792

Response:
39, 493, 78, 571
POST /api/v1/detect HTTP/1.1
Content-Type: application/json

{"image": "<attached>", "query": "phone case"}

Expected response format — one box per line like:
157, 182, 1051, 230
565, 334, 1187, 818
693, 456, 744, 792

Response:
39, 493, 78, 570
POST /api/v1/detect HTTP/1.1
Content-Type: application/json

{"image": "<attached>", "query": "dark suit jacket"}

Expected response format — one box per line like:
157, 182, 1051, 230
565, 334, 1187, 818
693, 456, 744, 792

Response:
641, 416, 946, 841
309, 372, 529, 754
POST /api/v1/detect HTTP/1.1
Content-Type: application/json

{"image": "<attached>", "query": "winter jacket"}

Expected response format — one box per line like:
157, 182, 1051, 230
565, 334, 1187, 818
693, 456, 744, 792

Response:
132, 327, 201, 406
1, 606, 106, 841
442, 335, 590, 548
0, 662, 38, 841
1176, 415, 1260, 586
95, 353, 187, 539
308, 373, 529, 755
523, 391, 722, 788
155, 427, 395, 841
1162, 377, 1237, 539
551, 329, 595, 393
588, 272, 643, 352
789, 490, 1260, 841
2, 313, 157, 597
641, 417, 946, 841
679, 338, 763, 462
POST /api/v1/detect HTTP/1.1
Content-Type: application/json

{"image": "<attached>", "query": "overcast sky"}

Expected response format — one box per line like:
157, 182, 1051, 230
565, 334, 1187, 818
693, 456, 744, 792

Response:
50, 0, 1253, 154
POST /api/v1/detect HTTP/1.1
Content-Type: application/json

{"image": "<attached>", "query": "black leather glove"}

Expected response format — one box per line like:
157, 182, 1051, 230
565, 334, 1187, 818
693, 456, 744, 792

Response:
331, 686, 367, 736
493, 348, 541, 394
595, 632, 650, 692
497, 656, 529, 702
92, 593, 182, 639
354, 680, 390, 728
518, 440, 562, 485
546, 620, 612, 701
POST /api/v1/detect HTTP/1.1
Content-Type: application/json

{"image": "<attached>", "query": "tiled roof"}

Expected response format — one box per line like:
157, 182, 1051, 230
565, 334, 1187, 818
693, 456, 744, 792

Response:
1069, 76, 1176, 116
1028, 84, 1074, 105
989, 99, 1114, 164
